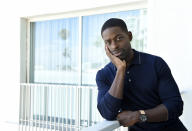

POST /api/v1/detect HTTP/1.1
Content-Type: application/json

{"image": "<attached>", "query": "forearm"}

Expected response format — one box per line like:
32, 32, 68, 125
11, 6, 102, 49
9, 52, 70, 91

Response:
96, 66, 126, 120
108, 67, 126, 99
145, 104, 168, 122
116, 104, 168, 127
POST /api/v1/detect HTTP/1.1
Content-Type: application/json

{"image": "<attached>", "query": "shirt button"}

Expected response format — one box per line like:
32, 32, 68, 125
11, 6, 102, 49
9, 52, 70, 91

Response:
127, 71, 130, 74
129, 78, 131, 82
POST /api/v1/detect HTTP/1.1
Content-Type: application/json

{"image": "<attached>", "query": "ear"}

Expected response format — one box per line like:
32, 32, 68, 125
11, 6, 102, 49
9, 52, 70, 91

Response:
128, 31, 133, 41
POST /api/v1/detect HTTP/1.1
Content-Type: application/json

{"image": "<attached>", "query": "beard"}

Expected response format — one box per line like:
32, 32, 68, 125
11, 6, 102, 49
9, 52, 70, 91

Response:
115, 48, 129, 60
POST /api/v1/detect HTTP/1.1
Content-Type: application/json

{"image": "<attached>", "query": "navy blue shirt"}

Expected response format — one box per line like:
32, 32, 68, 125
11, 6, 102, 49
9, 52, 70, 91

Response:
96, 49, 187, 131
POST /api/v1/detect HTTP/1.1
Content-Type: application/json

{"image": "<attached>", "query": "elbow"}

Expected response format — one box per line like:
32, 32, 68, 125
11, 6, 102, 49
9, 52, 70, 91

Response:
97, 104, 117, 120
165, 99, 184, 120
177, 100, 184, 117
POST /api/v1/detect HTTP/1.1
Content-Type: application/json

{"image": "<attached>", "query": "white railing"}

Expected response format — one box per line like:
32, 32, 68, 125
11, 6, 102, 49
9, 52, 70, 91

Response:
22, 83, 192, 131
19, 83, 104, 131
19, 83, 123, 131
81, 120, 121, 131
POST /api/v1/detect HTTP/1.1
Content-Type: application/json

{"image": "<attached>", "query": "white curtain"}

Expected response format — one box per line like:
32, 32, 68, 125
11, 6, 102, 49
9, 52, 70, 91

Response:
31, 17, 79, 84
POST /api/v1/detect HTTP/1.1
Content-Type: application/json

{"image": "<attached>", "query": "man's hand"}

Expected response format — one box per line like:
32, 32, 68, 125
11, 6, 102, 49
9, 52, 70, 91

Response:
105, 45, 126, 70
117, 111, 140, 127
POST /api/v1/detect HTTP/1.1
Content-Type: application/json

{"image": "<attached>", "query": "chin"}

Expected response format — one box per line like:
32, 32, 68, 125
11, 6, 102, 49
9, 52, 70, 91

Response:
119, 54, 129, 61
118, 56, 126, 60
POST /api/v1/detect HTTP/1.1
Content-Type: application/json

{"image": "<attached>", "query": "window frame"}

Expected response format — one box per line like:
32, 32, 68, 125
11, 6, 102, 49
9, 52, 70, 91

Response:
20, 0, 147, 84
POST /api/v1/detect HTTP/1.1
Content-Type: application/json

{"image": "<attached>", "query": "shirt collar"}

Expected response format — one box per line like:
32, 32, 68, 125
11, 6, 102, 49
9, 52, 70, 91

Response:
131, 49, 141, 65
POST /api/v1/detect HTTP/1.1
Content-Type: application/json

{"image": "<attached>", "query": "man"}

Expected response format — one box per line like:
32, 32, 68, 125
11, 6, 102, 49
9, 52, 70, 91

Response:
96, 18, 187, 131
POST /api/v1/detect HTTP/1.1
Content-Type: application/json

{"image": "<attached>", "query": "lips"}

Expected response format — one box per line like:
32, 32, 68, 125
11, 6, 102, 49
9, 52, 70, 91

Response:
112, 50, 122, 57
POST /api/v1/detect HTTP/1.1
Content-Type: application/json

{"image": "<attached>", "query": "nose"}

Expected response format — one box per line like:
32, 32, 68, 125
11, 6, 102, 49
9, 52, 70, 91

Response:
110, 40, 118, 50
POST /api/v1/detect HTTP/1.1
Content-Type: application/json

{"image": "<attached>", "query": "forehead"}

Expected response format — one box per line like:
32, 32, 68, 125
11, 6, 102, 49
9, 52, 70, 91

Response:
102, 26, 125, 40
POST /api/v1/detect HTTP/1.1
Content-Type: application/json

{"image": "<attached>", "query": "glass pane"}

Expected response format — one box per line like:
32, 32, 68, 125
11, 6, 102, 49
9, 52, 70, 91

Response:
82, 9, 147, 85
31, 17, 79, 84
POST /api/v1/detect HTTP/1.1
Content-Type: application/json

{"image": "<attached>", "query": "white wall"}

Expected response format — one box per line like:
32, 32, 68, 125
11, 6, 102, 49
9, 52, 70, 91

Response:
0, 0, 192, 130
147, 1, 192, 129
147, 0, 192, 89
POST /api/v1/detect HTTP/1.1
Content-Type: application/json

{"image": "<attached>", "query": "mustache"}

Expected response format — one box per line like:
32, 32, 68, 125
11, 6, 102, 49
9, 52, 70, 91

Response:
111, 49, 124, 54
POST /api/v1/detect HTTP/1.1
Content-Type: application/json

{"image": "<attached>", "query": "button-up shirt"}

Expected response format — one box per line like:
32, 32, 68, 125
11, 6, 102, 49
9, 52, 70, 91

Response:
96, 49, 187, 131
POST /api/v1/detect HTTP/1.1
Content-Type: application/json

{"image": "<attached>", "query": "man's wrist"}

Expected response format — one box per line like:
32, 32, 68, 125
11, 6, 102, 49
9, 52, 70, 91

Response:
134, 111, 140, 123
117, 66, 126, 73
138, 110, 148, 122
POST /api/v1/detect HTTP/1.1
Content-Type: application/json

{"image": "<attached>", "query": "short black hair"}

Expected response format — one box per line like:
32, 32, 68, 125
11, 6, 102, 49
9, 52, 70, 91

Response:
101, 18, 128, 35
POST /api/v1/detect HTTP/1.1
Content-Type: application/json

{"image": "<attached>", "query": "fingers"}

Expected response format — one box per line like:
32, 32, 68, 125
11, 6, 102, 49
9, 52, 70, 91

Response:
118, 119, 128, 127
118, 120, 132, 127
117, 114, 128, 127
117, 111, 136, 127
105, 44, 112, 58
105, 45, 126, 69
105, 45, 115, 62
122, 60, 126, 65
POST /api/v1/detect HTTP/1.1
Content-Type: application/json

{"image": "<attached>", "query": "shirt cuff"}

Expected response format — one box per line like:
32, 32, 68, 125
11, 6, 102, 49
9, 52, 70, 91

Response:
104, 92, 122, 112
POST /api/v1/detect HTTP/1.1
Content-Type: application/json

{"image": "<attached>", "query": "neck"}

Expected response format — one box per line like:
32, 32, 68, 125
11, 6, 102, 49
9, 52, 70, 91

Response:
126, 49, 134, 67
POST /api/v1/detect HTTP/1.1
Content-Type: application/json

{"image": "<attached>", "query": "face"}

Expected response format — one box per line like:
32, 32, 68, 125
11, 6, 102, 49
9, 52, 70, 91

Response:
102, 26, 132, 60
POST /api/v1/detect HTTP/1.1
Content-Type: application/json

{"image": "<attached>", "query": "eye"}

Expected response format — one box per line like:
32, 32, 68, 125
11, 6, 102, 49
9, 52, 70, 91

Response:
105, 41, 110, 45
116, 36, 123, 41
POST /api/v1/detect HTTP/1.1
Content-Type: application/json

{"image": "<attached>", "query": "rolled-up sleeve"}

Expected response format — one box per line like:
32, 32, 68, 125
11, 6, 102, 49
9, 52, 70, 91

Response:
155, 57, 183, 120
96, 70, 122, 120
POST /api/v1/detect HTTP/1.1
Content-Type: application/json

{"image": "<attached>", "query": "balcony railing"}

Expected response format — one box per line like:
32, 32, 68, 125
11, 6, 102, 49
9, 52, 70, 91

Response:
81, 120, 121, 131
19, 83, 192, 131
19, 83, 123, 131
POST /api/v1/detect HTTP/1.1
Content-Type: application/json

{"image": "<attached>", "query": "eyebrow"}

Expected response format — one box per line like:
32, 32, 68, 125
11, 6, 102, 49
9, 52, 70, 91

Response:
104, 34, 123, 41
